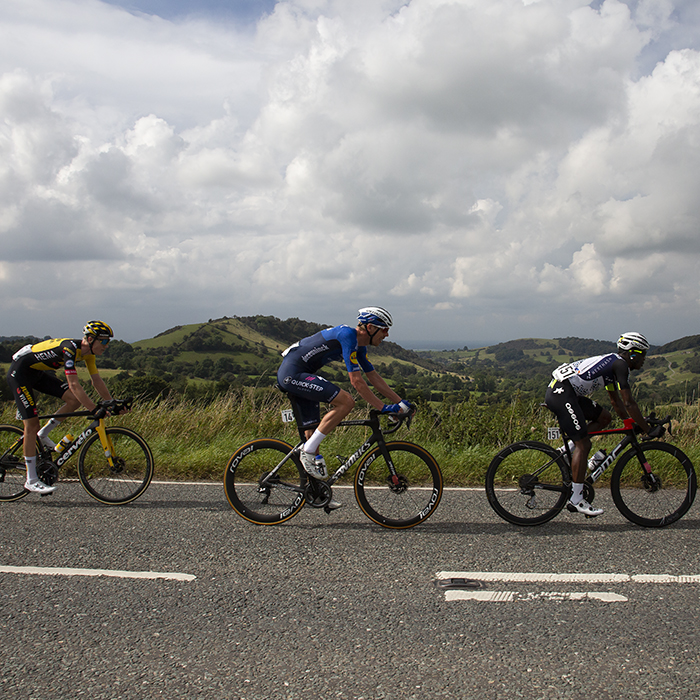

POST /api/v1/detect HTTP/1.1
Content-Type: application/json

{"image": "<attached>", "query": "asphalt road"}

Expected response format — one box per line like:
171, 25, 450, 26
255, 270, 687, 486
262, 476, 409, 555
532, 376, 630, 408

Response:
1, 480, 699, 700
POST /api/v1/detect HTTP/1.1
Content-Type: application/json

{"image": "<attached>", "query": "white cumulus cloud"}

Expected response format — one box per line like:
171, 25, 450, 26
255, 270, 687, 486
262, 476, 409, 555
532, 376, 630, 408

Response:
1, 0, 699, 347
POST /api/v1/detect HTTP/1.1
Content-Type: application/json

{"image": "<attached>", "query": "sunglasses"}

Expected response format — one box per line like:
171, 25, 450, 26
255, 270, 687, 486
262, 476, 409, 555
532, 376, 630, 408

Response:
95, 337, 111, 345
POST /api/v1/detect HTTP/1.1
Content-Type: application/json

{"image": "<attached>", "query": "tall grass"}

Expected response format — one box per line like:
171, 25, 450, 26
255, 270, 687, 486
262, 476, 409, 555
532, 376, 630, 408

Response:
3, 390, 699, 485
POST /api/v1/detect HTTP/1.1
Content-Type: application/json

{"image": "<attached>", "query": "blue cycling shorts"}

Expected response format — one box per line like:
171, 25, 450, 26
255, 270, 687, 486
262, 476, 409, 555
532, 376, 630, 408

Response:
277, 367, 341, 429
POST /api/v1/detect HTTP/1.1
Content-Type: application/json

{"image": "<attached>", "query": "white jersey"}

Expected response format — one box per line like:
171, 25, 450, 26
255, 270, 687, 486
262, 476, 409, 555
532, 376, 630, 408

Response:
551, 353, 629, 397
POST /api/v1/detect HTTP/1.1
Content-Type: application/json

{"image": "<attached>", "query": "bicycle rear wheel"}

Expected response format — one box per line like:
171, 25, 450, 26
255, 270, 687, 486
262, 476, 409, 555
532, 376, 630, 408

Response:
224, 439, 306, 525
485, 441, 569, 525
0, 425, 29, 502
78, 427, 154, 505
354, 441, 442, 529
610, 442, 697, 527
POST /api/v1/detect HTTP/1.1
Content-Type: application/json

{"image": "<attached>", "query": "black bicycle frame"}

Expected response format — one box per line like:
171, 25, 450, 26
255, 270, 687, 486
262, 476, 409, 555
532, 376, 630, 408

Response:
560, 417, 654, 485
260, 410, 405, 490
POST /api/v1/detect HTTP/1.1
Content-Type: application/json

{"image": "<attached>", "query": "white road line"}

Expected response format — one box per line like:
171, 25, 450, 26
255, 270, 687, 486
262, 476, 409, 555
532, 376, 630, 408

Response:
437, 571, 700, 584
632, 574, 700, 583
0, 565, 195, 581
436, 571, 700, 603
445, 591, 628, 603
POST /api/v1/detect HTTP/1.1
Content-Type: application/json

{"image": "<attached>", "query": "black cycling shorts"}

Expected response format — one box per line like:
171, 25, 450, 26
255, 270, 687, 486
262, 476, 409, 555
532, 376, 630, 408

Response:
545, 379, 603, 441
6, 365, 68, 420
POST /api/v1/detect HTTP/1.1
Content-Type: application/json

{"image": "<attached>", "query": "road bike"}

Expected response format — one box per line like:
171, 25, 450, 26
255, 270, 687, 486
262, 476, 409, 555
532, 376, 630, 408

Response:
224, 398, 442, 529
0, 398, 154, 505
485, 414, 696, 528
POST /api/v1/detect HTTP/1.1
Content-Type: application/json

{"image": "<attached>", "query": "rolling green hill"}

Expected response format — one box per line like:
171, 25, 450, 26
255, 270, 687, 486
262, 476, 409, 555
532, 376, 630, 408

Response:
3, 324, 700, 406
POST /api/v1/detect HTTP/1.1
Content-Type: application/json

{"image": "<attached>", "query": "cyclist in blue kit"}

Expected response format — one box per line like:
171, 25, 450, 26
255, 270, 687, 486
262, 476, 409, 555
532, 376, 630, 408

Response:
545, 331, 653, 517
277, 307, 412, 508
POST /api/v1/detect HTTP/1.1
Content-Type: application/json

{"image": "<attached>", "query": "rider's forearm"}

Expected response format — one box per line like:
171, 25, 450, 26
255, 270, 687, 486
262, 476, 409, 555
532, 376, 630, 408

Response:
625, 402, 650, 434
90, 374, 113, 402
608, 392, 629, 420
619, 390, 650, 433
349, 373, 385, 410
364, 370, 401, 403
66, 377, 97, 412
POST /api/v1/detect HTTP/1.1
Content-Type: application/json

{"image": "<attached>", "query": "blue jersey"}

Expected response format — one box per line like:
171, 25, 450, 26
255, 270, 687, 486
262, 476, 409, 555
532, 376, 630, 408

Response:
280, 325, 374, 374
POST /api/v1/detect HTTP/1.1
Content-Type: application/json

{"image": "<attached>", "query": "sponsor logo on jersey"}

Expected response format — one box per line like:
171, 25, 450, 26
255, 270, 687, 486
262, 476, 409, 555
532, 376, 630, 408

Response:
301, 344, 329, 363
349, 351, 359, 366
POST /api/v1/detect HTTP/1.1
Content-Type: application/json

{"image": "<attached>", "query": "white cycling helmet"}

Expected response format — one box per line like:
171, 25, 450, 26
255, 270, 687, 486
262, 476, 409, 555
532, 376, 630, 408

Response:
357, 306, 393, 328
617, 332, 649, 352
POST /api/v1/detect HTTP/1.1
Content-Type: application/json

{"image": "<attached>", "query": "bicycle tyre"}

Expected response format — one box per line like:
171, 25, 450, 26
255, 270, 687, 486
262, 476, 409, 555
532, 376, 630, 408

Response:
610, 442, 697, 527
353, 441, 442, 529
0, 425, 30, 502
77, 427, 154, 505
485, 441, 569, 526
224, 439, 306, 525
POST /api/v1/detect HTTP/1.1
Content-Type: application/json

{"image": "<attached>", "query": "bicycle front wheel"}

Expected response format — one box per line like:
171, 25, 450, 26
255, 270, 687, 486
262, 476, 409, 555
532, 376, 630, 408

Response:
0, 425, 29, 502
78, 427, 154, 505
354, 441, 442, 529
610, 442, 697, 527
485, 441, 569, 526
224, 439, 306, 525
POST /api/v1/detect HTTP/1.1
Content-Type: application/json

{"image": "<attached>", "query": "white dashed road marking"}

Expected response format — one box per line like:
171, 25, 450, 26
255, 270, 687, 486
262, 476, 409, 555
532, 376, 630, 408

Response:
0, 565, 195, 581
436, 571, 700, 603
444, 590, 628, 602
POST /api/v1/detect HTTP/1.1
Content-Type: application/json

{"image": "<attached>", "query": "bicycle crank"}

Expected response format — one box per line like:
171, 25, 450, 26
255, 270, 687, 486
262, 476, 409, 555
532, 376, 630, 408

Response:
304, 479, 333, 508
37, 459, 59, 486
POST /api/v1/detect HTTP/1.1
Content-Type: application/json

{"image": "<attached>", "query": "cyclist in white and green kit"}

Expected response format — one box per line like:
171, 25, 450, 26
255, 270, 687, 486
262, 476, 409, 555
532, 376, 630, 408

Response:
544, 332, 654, 517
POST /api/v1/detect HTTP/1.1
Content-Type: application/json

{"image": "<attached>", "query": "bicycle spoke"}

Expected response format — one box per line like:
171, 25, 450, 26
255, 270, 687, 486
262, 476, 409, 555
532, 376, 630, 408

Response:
485, 441, 569, 526
224, 439, 306, 524
0, 425, 29, 502
78, 427, 154, 505
354, 442, 442, 529
611, 442, 697, 527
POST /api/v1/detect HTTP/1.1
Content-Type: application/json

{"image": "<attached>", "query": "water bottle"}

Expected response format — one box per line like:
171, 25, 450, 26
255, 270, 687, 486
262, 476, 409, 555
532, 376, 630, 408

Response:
54, 433, 74, 454
587, 449, 606, 470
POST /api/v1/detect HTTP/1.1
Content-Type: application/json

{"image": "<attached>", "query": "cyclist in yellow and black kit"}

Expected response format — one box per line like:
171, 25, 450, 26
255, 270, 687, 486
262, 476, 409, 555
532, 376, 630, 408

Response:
6, 321, 117, 494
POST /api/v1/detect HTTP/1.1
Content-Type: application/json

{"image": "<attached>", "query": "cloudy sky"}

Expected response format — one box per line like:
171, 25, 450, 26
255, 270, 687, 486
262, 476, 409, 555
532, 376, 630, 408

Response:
2, 0, 700, 348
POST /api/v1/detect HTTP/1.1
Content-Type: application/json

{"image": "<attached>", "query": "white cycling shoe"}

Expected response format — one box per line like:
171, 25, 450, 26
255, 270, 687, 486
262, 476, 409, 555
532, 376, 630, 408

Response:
567, 498, 603, 517
39, 436, 56, 451
299, 450, 328, 479
24, 479, 57, 494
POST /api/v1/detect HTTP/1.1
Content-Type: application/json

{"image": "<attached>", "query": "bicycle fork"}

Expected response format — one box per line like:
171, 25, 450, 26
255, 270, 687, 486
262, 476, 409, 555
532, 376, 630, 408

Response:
95, 420, 117, 466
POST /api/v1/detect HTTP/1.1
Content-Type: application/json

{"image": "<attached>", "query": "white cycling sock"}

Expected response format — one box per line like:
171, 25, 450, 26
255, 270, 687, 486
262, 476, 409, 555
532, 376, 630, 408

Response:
303, 429, 327, 455
25, 456, 38, 482
570, 482, 584, 504
38, 418, 60, 439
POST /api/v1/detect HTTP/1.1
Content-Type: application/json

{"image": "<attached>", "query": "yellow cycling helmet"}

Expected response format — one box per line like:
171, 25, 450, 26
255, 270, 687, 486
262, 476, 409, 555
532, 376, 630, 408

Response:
83, 320, 114, 339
